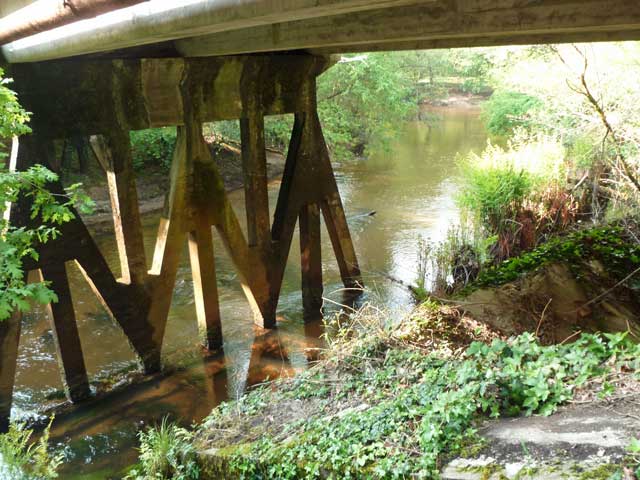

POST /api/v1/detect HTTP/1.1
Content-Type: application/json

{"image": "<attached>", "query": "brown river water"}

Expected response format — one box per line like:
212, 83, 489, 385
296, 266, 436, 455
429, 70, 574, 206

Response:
11, 108, 486, 478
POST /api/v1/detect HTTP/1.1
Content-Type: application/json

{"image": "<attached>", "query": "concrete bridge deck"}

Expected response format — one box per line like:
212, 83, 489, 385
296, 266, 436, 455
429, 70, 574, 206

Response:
2, 0, 640, 63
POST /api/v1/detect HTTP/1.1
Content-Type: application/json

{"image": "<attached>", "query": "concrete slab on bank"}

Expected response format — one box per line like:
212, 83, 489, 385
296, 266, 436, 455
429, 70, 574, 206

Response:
442, 396, 640, 479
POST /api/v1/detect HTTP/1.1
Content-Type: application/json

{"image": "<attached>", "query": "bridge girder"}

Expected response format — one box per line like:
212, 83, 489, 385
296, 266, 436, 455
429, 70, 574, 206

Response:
3, 0, 640, 64
177, 0, 640, 57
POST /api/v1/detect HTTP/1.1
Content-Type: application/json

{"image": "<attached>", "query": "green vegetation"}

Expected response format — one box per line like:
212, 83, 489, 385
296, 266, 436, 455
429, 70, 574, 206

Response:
481, 91, 540, 136
457, 148, 534, 234
416, 43, 640, 296
130, 128, 178, 172
118, 44, 640, 479
316, 53, 417, 157
627, 438, 640, 478
485, 43, 640, 217
0, 419, 62, 479
187, 307, 639, 479
474, 226, 640, 289
0, 69, 93, 320
126, 418, 199, 480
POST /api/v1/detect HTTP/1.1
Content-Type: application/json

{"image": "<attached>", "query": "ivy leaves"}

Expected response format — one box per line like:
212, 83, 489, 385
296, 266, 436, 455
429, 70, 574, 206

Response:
204, 330, 638, 479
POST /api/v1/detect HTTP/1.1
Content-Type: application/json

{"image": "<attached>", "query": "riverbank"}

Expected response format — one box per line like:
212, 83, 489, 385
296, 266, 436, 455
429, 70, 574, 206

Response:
182, 300, 640, 479
178, 222, 640, 479
75, 141, 286, 231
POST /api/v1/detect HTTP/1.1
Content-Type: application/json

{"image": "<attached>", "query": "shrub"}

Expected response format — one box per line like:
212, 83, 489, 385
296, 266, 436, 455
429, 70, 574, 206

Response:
0, 419, 62, 479
130, 128, 177, 172
482, 91, 541, 136
264, 115, 294, 152
458, 156, 533, 234
456, 136, 570, 261
126, 418, 199, 480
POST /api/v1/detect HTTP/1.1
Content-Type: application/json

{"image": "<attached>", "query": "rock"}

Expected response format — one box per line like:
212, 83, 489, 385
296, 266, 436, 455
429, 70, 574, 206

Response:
441, 457, 497, 479
442, 397, 640, 479
504, 462, 525, 478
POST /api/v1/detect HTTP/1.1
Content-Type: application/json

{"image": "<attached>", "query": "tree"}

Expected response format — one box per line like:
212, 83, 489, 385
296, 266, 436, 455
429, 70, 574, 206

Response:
0, 68, 91, 320
487, 43, 640, 217
317, 53, 418, 157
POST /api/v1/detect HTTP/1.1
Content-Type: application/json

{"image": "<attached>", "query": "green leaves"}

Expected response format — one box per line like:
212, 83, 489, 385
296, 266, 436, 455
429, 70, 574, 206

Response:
126, 418, 200, 480
0, 70, 94, 322
457, 155, 534, 235
0, 418, 62, 479
129, 127, 177, 172
0, 164, 93, 320
481, 91, 541, 137
200, 328, 636, 479
474, 226, 640, 288
0, 68, 31, 150
317, 53, 418, 158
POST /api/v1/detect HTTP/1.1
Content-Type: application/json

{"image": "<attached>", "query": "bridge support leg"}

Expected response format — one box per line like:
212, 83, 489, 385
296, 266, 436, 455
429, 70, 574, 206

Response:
0, 56, 362, 417
322, 191, 362, 290
240, 111, 276, 328
0, 313, 21, 433
240, 114, 271, 251
305, 91, 362, 290
300, 202, 323, 316
148, 212, 186, 347
147, 110, 227, 352
90, 132, 147, 285
269, 78, 362, 319
37, 266, 91, 402
89, 131, 161, 371
188, 219, 223, 350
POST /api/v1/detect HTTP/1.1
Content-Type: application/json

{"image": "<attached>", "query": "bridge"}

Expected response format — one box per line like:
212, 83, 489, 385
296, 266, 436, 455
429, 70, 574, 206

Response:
1, 0, 639, 431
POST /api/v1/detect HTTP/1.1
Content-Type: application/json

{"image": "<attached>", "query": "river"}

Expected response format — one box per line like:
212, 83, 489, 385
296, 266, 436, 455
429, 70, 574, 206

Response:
11, 107, 487, 478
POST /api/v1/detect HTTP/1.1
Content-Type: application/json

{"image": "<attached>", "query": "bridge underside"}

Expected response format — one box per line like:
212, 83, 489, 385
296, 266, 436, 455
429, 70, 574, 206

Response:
1, 1, 640, 64
0, 54, 363, 431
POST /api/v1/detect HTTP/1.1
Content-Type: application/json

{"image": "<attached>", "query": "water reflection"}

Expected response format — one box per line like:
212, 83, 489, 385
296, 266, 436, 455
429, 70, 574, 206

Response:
12, 108, 487, 478
52, 313, 341, 479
